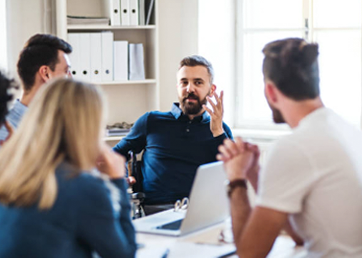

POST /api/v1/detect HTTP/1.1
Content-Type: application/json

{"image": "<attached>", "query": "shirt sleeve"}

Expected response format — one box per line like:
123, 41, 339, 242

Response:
75, 177, 136, 258
0, 125, 8, 142
205, 123, 233, 161
222, 122, 233, 140
112, 112, 149, 158
256, 138, 317, 214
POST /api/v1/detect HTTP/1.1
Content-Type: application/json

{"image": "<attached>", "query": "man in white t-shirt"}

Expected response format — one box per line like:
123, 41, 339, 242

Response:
217, 38, 362, 257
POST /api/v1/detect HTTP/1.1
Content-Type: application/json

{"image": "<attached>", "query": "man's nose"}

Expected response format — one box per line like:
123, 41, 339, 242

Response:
186, 83, 195, 92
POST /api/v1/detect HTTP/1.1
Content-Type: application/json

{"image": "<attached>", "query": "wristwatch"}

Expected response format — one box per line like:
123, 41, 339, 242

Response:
225, 179, 247, 198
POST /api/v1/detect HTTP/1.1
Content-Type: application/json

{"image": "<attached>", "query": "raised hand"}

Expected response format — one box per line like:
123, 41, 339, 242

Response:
203, 90, 224, 137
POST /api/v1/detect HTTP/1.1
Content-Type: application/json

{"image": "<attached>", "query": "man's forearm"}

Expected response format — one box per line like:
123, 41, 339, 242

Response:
284, 220, 304, 245
229, 186, 251, 246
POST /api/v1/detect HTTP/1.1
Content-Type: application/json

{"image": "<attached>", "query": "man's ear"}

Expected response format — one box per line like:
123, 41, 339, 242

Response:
265, 82, 278, 104
38, 65, 50, 82
209, 84, 216, 95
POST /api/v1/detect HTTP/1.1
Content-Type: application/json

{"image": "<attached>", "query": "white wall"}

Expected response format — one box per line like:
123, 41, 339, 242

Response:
5, 0, 199, 112
158, 0, 199, 111
198, 0, 235, 127
0, 0, 8, 70
6, 0, 53, 78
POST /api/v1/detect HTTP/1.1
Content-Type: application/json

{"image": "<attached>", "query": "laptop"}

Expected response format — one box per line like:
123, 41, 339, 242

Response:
133, 161, 230, 236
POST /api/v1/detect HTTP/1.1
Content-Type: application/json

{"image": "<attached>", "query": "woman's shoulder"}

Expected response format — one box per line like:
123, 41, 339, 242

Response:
56, 162, 107, 196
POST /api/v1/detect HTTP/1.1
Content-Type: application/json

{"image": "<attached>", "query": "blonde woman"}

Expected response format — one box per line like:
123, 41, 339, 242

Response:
0, 78, 136, 258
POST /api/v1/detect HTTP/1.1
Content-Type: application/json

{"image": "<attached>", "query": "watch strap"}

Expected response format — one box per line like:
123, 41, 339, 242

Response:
227, 179, 247, 198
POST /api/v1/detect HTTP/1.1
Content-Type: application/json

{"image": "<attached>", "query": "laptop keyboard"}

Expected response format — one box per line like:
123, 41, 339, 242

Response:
156, 219, 183, 230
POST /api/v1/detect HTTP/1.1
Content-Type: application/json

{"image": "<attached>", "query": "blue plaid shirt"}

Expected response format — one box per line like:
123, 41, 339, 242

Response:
0, 99, 27, 141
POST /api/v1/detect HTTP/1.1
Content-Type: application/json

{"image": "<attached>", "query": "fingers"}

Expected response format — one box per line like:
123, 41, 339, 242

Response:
252, 145, 260, 160
218, 137, 245, 160
127, 176, 137, 186
235, 137, 246, 152
204, 90, 224, 116
217, 137, 261, 162
203, 104, 213, 116
218, 139, 235, 160
212, 90, 223, 105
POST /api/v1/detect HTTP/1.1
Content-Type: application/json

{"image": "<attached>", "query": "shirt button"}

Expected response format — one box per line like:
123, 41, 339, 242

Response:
188, 121, 192, 124
186, 129, 190, 132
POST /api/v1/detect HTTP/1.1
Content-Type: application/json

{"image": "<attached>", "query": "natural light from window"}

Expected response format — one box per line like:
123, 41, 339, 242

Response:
236, 0, 362, 128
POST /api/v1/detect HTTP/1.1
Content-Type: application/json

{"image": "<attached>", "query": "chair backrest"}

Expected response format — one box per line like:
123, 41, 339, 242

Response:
130, 150, 143, 193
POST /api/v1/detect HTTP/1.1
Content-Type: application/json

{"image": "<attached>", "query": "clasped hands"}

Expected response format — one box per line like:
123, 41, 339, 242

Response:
217, 137, 260, 190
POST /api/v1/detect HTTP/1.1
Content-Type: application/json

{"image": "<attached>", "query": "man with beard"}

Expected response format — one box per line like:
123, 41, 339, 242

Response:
217, 38, 362, 257
113, 55, 233, 214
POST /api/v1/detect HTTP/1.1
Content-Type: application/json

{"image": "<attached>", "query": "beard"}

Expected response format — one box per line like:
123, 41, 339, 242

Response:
267, 101, 285, 123
180, 92, 208, 115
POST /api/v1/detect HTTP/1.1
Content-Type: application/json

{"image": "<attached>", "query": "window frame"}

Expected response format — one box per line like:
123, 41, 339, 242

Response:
234, 0, 362, 131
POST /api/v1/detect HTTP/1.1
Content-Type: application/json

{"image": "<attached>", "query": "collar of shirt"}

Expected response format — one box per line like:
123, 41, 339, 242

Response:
11, 99, 28, 117
171, 102, 210, 123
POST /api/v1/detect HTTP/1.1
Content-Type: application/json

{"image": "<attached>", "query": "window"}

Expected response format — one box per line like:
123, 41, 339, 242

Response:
236, 0, 362, 129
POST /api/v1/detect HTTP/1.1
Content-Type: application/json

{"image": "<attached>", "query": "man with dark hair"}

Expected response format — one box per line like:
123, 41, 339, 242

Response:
114, 55, 233, 214
0, 71, 17, 144
0, 34, 72, 141
218, 38, 362, 257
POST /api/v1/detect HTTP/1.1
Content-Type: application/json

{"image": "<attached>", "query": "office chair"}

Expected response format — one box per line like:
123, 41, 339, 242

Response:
128, 151, 146, 219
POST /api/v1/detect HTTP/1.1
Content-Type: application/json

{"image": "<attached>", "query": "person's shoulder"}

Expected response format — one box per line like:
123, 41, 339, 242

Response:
221, 122, 233, 138
265, 134, 302, 162
6, 101, 27, 128
135, 110, 172, 121
73, 173, 108, 196
56, 164, 107, 197
147, 110, 174, 121
222, 121, 232, 131
149, 110, 172, 117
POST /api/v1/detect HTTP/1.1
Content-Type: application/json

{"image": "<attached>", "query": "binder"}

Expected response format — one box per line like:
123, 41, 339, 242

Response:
101, 31, 114, 82
145, 0, 155, 25
129, 0, 139, 26
67, 33, 81, 80
114, 41, 129, 81
129, 43, 145, 80
79, 33, 91, 82
105, 0, 121, 26
121, 0, 130, 25
90, 33, 102, 82
139, 0, 145, 25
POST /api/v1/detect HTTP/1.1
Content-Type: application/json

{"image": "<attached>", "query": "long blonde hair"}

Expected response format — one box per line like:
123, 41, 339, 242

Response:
0, 78, 105, 209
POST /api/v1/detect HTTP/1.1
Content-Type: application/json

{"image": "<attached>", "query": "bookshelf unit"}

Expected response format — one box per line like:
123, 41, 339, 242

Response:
55, 0, 159, 142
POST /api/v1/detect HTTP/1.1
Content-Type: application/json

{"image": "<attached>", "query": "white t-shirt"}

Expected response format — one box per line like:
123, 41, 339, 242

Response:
256, 107, 362, 258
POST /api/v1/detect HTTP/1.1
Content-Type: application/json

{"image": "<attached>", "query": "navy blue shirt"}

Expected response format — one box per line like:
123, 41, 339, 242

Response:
113, 103, 233, 204
0, 162, 136, 258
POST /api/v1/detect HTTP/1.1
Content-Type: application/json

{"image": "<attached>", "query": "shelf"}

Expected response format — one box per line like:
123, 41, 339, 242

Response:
104, 136, 125, 142
67, 25, 156, 31
98, 79, 156, 85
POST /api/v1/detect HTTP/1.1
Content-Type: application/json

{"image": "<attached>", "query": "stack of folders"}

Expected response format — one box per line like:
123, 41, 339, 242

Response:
68, 32, 145, 82
106, 128, 131, 137
106, 0, 155, 26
